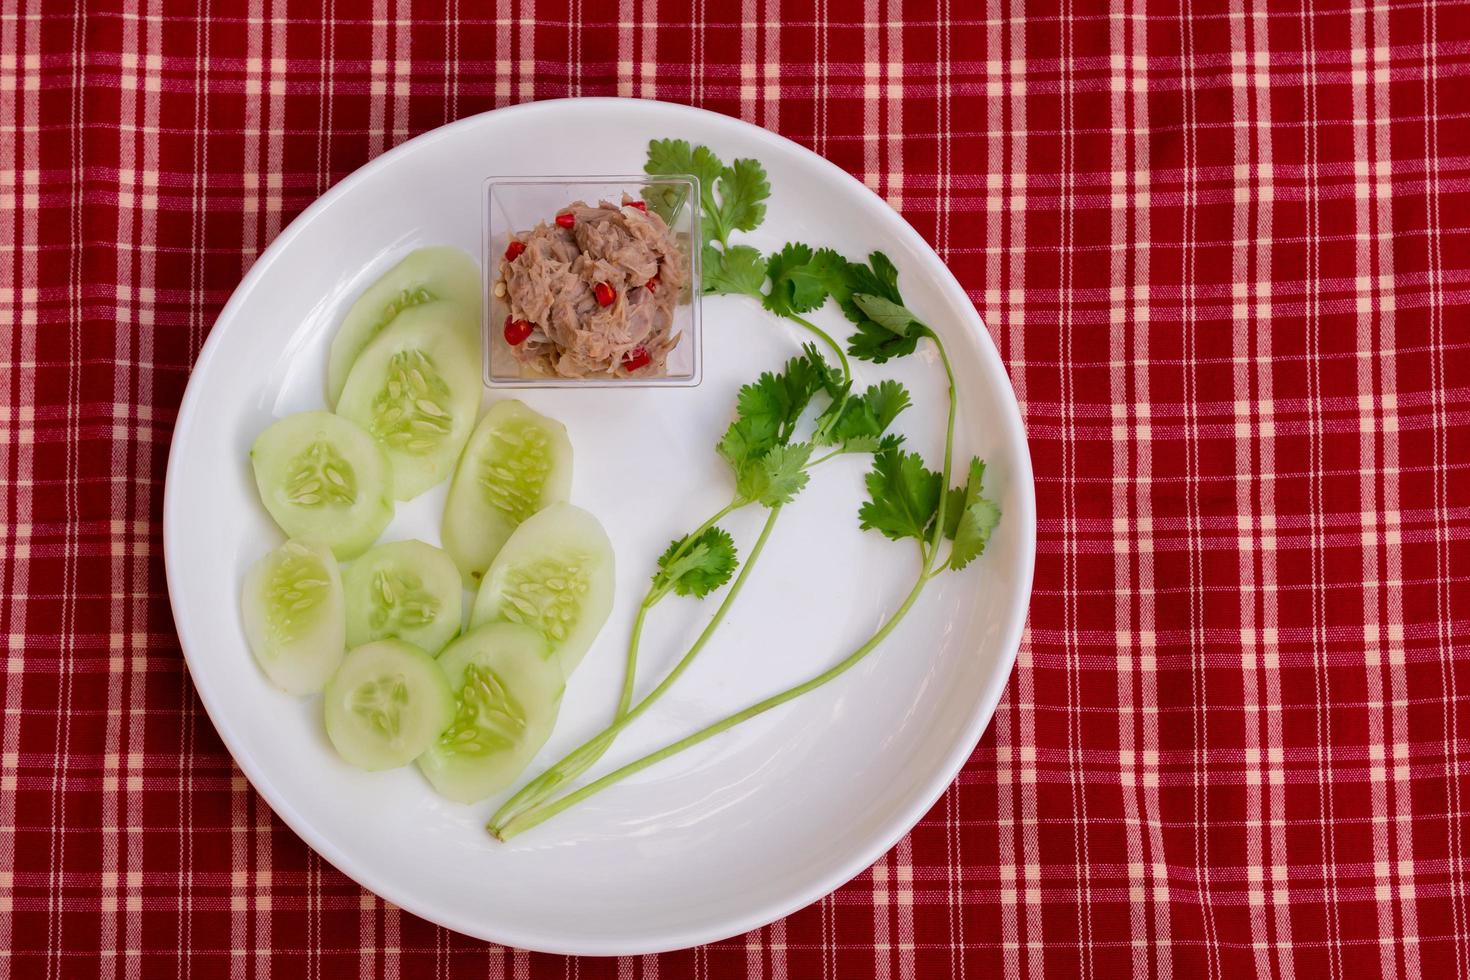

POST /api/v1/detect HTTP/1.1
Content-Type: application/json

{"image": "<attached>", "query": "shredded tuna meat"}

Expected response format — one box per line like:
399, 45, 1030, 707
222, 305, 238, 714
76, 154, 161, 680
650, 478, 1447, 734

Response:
498, 198, 687, 378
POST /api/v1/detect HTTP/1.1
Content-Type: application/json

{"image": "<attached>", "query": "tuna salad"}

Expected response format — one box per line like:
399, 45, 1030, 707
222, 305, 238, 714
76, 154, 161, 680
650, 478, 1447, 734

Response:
496, 198, 687, 378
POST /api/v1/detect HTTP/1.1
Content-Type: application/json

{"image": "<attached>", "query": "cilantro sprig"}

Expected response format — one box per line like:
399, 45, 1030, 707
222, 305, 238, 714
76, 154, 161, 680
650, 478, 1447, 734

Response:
861, 449, 1000, 571
653, 526, 738, 599
645, 138, 769, 251
643, 141, 853, 381
489, 141, 1001, 842
648, 139, 933, 385
488, 345, 908, 836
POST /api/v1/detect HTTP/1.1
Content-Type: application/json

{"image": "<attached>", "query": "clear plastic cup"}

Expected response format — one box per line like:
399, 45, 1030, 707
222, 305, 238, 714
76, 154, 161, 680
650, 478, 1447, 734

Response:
483, 175, 702, 388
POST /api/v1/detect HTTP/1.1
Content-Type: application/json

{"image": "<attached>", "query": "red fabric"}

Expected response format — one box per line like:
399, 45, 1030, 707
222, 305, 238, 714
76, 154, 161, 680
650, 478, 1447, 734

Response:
3, 0, 1468, 976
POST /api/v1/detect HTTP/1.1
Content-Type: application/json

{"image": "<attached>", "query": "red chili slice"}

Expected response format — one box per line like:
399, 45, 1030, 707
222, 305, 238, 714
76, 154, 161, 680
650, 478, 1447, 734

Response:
644, 274, 660, 291
622, 346, 651, 371
555, 212, 576, 228
503, 316, 533, 346
594, 282, 615, 307
627, 200, 648, 212
504, 240, 526, 262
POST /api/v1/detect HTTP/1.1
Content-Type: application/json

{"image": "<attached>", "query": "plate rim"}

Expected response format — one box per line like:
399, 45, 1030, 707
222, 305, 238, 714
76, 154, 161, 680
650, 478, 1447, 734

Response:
163, 96, 1036, 956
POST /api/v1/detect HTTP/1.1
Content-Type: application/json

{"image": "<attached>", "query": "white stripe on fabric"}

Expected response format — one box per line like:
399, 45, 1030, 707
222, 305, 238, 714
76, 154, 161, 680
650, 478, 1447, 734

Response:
1111, 0, 1150, 974
368, 0, 388, 157
761, 0, 778, 130
983, 6, 1018, 974
1248, 1, 1294, 971
1228, 1, 1273, 975
394, 0, 412, 145
1299, 6, 1347, 974
1374, 3, 1419, 974
1003, 5, 1043, 976
105, 6, 143, 976
0, 1, 37, 975
1349, 4, 1399, 976
1422, 2, 1464, 974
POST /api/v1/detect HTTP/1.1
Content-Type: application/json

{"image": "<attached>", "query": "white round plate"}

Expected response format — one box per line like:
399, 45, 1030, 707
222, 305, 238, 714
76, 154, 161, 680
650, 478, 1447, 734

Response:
165, 98, 1035, 956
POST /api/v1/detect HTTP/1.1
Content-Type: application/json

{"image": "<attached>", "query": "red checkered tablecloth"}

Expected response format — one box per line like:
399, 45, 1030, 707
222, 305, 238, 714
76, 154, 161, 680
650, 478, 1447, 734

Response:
3, 1, 1468, 977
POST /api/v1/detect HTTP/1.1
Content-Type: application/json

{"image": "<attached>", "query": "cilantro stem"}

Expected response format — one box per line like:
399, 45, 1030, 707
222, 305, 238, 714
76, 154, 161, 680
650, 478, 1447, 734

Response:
783, 312, 851, 382
806, 447, 847, 467
488, 506, 785, 834
620, 604, 653, 715
496, 552, 931, 841
495, 331, 962, 841
614, 440, 858, 725
620, 499, 740, 716
925, 332, 958, 570
646, 501, 741, 607
617, 439, 853, 727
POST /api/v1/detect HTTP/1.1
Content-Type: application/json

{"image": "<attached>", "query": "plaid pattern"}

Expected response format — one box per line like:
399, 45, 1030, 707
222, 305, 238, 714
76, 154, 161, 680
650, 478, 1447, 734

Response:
2, 0, 1468, 975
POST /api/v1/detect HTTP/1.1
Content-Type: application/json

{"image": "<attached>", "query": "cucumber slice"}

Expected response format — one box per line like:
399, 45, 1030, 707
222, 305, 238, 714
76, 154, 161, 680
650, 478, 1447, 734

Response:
327, 246, 482, 407
441, 400, 573, 586
343, 539, 463, 655
323, 639, 455, 771
417, 623, 564, 803
336, 301, 482, 501
241, 539, 346, 696
250, 411, 394, 559
470, 503, 615, 677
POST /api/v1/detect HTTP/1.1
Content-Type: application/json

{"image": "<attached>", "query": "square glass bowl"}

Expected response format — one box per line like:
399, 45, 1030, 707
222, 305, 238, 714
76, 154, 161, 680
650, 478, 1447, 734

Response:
483, 175, 702, 388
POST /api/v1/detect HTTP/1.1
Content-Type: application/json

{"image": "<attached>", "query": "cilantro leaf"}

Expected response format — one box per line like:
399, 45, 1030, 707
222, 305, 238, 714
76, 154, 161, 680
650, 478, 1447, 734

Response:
801, 341, 845, 393
847, 316, 923, 364
717, 348, 831, 474
949, 498, 1001, 571
837, 380, 912, 445
655, 526, 739, 598
764, 244, 849, 317
853, 293, 924, 336
645, 138, 724, 225
808, 248, 853, 301
646, 138, 718, 184
736, 441, 813, 507
717, 158, 770, 236
640, 185, 683, 225
811, 379, 852, 445
942, 459, 1001, 571
832, 251, 903, 322
703, 243, 766, 298
645, 140, 771, 250
734, 371, 794, 439
730, 351, 824, 442
847, 291, 931, 363
882, 433, 908, 453
863, 379, 912, 433
718, 414, 780, 472
764, 244, 826, 316
776, 347, 833, 428
858, 448, 943, 542
815, 379, 913, 450
838, 435, 883, 454
828, 253, 931, 364
867, 252, 901, 297
828, 433, 907, 455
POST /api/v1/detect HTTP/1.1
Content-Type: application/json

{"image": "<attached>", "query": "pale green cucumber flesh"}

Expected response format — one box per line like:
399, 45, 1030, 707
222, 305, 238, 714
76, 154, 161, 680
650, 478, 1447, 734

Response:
327, 246, 482, 406
241, 539, 346, 696
470, 502, 615, 678
417, 622, 563, 803
441, 399, 573, 585
250, 411, 394, 559
323, 639, 455, 771
343, 539, 463, 655
335, 301, 482, 501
